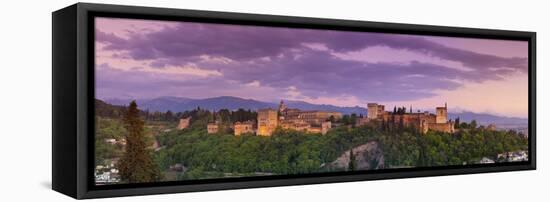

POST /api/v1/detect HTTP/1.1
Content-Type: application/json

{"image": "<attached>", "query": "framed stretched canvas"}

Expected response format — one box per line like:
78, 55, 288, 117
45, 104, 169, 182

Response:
52, 3, 536, 199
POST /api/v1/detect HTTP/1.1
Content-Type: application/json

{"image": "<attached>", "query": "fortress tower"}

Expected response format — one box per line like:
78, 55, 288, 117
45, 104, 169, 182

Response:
257, 109, 278, 136
435, 102, 448, 124
367, 103, 384, 120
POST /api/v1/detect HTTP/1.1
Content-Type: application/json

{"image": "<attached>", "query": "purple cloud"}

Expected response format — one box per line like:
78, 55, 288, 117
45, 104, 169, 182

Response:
96, 22, 527, 73
321, 33, 527, 72
95, 19, 528, 103
209, 50, 474, 101
96, 49, 476, 102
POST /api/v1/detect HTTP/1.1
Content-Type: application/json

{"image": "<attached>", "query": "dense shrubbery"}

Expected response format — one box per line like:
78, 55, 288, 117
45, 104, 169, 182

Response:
154, 121, 528, 179
379, 127, 528, 168
95, 117, 157, 165
156, 124, 331, 176
95, 117, 126, 165
95, 101, 528, 181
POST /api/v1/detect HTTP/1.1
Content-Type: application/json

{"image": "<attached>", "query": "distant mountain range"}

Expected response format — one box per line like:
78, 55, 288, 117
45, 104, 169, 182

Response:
105, 96, 369, 115
103, 96, 527, 126
447, 111, 527, 127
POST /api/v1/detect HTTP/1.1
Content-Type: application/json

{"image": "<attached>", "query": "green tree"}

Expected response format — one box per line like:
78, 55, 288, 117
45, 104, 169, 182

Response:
165, 110, 174, 121
118, 101, 161, 183
348, 149, 356, 171
350, 113, 358, 127
342, 115, 351, 125
470, 120, 478, 129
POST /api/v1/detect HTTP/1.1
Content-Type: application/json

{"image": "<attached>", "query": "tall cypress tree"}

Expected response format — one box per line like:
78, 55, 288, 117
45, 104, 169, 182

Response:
348, 149, 357, 171
119, 101, 161, 183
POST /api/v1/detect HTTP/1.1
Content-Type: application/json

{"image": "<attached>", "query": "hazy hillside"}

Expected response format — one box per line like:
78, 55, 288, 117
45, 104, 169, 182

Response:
102, 96, 527, 126
284, 100, 368, 115
448, 112, 528, 126
105, 96, 366, 115
95, 99, 127, 118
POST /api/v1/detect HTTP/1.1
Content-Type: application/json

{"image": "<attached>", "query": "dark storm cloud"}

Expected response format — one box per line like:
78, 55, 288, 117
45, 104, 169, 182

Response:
97, 23, 300, 61
95, 63, 237, 99
96, 49, 474, 101
96, 22, 527, 72
320, 33, 527, 71
95, 20, 527, 101
96, 30, 127, 46
209, 50, 474, 101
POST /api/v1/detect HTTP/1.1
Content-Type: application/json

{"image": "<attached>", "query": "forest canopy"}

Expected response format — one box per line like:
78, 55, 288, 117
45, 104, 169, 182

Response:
95, 100, 528, 182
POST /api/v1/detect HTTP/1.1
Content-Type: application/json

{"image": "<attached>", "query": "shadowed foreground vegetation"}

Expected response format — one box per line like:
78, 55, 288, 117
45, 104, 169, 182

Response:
95, 103, 528, 183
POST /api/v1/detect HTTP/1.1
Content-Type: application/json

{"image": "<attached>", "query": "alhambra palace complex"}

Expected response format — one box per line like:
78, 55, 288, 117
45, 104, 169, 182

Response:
255, 101, 342, 136
363, 103, 455, 134
177, 101, 455, 136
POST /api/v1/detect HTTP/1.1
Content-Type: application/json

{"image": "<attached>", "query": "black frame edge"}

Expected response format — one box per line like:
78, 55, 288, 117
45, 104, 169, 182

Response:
52, 3, 78, 199
77, 2, 535, 39
529, 32, 536, 170
77, 3, 93, 199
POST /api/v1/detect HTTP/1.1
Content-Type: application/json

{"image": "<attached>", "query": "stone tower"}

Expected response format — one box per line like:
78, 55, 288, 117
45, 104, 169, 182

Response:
257, 109, 279, 136
367, 103, 382, 119
435, 102, 448, 124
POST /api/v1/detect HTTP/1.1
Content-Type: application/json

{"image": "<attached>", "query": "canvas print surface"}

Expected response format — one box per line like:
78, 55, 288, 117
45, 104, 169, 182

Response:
94, 17, 529, 185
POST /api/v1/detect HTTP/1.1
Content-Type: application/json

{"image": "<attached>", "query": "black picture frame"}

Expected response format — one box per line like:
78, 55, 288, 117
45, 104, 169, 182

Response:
52, 2, 536, 199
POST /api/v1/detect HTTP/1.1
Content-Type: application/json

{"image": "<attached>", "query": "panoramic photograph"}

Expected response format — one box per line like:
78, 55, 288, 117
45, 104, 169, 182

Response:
93, 17, 529, 185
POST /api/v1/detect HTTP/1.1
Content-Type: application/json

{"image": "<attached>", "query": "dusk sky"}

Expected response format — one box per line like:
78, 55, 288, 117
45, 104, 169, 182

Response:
95, 17, 529, 118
